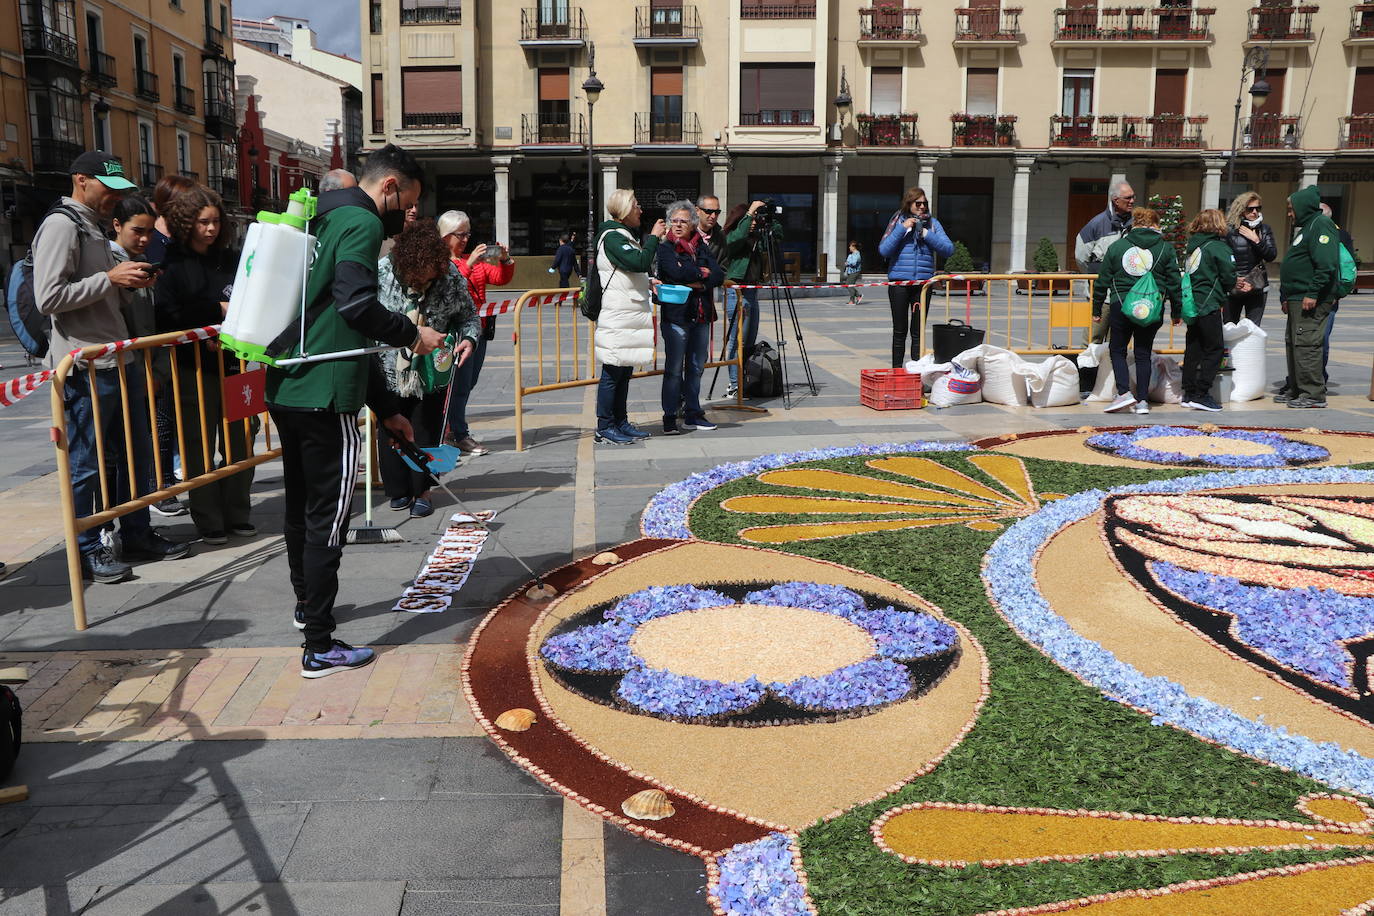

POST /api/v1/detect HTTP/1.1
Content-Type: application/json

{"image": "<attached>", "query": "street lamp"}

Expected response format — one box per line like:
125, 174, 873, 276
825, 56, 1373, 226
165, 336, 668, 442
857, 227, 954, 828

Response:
1226, 47, 1271, 196
582, 42, 604, 281
833, 66, 852, 144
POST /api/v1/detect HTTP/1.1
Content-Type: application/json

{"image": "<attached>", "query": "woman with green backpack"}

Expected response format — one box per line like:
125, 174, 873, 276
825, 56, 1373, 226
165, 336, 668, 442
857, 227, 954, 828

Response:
1181, 209, 1251, 412
1091, 207, 1183, 415
376, 220, 480, 517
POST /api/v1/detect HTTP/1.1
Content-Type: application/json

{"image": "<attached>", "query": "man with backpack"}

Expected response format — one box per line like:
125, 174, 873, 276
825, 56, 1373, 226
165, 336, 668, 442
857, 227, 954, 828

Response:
1274, 186, 1344, 409
32, 151, 191, 583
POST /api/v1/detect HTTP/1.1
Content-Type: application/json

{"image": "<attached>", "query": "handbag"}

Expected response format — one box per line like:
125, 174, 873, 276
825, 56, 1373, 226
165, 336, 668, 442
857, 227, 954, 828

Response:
931, 319, 985, 363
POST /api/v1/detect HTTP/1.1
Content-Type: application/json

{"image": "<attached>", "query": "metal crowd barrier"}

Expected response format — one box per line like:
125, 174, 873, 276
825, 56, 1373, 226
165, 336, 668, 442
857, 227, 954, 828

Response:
917, 273, 1185, 358
510, 287, 755, 452
50, 328, 280, 630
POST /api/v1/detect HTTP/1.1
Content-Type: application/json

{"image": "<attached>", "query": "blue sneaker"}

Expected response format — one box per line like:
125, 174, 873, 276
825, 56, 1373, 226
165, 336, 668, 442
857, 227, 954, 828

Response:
617, 420, 651, 440
593, 426, 635, 445
301, 640, 376, 678
410, 496, 434, 518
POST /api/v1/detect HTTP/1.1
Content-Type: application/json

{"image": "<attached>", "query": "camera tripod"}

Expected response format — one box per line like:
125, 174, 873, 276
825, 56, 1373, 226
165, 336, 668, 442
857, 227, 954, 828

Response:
709, 217, 817, 409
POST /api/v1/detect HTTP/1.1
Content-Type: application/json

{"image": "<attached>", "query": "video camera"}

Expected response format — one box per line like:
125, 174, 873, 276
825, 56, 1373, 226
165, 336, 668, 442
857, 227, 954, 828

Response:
751, 199, 783, 228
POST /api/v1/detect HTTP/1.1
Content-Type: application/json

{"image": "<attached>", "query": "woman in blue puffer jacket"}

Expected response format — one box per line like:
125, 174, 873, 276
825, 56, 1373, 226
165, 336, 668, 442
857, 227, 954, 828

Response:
878, 186, 954, 367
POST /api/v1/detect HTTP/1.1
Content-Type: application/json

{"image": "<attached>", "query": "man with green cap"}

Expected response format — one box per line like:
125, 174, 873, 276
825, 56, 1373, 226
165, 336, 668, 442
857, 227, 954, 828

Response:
33, 150, 191, 584
1275, 185, 1340, 409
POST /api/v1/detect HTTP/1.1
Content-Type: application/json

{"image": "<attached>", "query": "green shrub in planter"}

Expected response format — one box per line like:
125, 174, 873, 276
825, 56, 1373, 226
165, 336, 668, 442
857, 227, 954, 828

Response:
1033, 237, 1059, 273
944, 241, 975, 273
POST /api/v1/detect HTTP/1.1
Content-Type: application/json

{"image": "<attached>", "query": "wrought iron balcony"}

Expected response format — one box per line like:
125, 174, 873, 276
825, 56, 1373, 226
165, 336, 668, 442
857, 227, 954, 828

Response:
175, 84, 196, 115
859, 7, 923, 42
31, 137, 84, 174
1048, 114, 1207, 149
951, 114, 1016, 147
521, 112, 586, 145
740, 2, 816, 17
401, 2, 461, 24
519, 7, 587, 44
954, 7, 1022, 42
402, 111, 464, 129
87, 49, 117, 87
21, 25, 79, 66
140, 162, 163, 188
1351, 3, 1374, 38
205, 99, 234, 138
1243, 113, 1302, 148
633, 112, 702, 146
856, 113, 920, 147
1247, 4, 1317, 42
634, 5, 702, 44
1053, 6, 1214, 42
739, 109, 815, 126
1342, 115, 1374, 147
210, 175, 239, 201
205, 25, 224, 55
136, 69, 159, 103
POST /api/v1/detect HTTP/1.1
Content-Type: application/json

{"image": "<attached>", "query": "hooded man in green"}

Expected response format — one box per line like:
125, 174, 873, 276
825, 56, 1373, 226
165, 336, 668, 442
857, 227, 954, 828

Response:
1275, 185, 1339, 408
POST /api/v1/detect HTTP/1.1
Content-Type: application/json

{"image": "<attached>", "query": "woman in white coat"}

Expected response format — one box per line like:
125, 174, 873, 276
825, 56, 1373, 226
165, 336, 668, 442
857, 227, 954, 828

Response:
592, 189, 667, 444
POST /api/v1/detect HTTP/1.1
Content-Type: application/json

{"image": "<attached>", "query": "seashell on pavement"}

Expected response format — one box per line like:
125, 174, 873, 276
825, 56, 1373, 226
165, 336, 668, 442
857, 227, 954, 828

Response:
591, 551, 621, 566
526, 583, 557, 601
495, 708, 537, 732
622, 788, 675, 820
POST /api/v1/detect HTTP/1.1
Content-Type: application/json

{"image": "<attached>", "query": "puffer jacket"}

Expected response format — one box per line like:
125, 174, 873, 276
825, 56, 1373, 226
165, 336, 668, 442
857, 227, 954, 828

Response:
594, 220, 659, 368
655, 238, 723, 327
878, 213, 954, 282
1225, 221, 1277, 288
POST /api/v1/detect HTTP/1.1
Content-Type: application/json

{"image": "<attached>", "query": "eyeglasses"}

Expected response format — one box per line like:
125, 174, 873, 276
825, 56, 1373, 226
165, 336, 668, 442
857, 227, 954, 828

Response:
449, 231, 470, 238
698, 208, 721, 216
1245, 206, 1262, 212
1116, 194, 1136, 201
669, 219, 693, 226
913, 201, 929, 209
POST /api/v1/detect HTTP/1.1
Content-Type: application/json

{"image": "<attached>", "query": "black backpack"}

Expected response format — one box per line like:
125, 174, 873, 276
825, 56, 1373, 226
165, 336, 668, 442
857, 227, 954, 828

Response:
5, 204, 87, 359
579, 230, 619, 322
0, 685, 21, 781
745, 341, 783, 398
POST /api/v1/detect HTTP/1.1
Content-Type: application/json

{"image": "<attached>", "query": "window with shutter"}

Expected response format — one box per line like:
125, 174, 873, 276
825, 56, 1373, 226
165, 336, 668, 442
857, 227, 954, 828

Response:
740, 64, 814, 124
402, 67, 462, 128
870, 68, 901, 115
1152, 68, 1186, 115
538, 68, 571, 141
1353, 67, 1374, 114
1252, 68, 1285, 116
966, 68, 998, 116
371, 73, 384, 133
651, 67, 683, 140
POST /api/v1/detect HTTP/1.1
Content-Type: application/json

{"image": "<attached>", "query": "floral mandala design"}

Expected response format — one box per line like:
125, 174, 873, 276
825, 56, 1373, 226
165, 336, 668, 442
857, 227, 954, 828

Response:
722, 453, 1064, 544
1087, 425, 1329, 468
539, 582, 958, 726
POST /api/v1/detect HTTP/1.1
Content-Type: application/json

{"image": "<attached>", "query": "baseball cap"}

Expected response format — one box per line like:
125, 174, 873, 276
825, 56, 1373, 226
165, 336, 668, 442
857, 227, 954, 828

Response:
69, 151, 138, 191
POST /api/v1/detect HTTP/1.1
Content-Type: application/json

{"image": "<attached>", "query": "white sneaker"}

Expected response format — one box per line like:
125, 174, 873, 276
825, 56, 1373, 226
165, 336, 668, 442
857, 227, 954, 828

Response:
1104, 392, 1137, 413
1132, 401, 1151, 415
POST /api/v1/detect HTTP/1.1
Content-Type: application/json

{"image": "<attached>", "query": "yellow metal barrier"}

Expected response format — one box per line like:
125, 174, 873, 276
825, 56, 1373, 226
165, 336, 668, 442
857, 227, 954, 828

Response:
50, 328, 280, 631
511, 287, 758, 452
917, 274, 1185, 358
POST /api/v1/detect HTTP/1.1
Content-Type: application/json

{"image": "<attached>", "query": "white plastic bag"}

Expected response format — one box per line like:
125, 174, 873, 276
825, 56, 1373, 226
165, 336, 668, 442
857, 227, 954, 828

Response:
1148, 354, 1184, 404
929, 364, 984, 408
1024, 356, 1082, 408
952, 345, 1028, 406
1223, 318, 1267, 402
906, 355, 952, 393
1080, 344, 1120, 402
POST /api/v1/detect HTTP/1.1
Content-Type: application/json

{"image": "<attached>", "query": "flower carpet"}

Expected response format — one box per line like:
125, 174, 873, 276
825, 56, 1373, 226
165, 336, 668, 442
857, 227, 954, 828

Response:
462, 426, 1374, 915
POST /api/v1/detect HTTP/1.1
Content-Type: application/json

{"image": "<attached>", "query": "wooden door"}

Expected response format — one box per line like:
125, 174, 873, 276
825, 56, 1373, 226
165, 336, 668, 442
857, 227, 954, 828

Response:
1066, 179, 1111, 269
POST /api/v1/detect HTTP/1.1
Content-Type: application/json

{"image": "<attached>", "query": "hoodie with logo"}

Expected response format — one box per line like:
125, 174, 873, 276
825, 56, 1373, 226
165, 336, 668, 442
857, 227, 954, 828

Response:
1091, 226, 1182, 322
1184, 232, 1238, 320
1279, 185, 1340, 305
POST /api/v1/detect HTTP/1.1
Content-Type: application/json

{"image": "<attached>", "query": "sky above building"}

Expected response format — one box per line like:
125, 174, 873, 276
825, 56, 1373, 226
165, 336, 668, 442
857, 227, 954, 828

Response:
233, 0, 362, 60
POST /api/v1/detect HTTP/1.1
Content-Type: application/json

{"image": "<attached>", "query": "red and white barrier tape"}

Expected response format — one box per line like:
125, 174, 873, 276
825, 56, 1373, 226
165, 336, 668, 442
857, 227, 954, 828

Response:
0, 325, 220, 409
732, 279, 932, 290
476, 289, 578, 317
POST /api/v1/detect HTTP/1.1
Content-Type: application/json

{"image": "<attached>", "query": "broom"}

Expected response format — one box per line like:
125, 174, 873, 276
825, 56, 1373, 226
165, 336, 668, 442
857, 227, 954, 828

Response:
346, 410, 405, 544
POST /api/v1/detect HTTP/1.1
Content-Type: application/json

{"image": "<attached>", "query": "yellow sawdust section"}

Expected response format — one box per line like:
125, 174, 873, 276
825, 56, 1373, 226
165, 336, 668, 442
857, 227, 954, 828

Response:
756, 468, 991, 509
532, 541, 986, 829
866, 457, 1022, 506
1306, 797, 1373, 824
1117, 528, 1374, 594
988, 859, 1374, 915
721, 495, 976, 517
987, 430, 1373, 469
881, 805, 1374, 865
1037, 502, 1374, 757
965, 453, 1038, 505
739, 516, 990, 544
1134, 435, 1277, 457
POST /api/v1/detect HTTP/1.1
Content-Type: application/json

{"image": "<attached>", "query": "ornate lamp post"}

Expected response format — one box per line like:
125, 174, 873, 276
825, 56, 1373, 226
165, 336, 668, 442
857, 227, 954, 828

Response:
1226, 47, 1271, 193
582, 43, 604, 279
833, 66, 852, 144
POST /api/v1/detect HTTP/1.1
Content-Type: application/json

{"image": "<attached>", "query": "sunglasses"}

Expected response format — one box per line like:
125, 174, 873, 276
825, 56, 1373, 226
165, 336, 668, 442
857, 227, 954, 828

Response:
1245, 206, 1262, 212
913, 201, 929, 208
699, 208, 721, 216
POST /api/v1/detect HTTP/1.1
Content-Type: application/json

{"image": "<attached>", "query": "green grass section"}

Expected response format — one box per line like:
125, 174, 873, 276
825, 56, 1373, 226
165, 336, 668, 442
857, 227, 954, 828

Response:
686, 452, 1374, 915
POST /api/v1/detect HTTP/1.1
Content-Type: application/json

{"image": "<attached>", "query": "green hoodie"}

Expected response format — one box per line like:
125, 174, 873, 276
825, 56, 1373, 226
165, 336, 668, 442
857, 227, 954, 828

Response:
1279, 185, 1340, 304
1092, 227, 1182, 322
1183, 232, 1237, 320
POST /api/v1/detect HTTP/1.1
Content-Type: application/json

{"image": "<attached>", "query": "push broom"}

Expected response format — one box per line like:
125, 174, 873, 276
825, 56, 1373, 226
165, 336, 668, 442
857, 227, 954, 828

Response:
346, 410, 404, 545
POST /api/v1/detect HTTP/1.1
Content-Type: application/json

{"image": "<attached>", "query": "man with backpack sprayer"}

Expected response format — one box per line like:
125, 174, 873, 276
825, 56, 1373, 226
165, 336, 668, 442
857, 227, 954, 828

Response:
1274, 186, 1348, 410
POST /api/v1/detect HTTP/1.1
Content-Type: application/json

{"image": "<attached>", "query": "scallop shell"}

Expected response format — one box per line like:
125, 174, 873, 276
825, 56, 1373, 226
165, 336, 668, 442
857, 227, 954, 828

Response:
495, 708, 537, 732
622, 788, 675, 821
526, 583, 557, 601
1077, 426, 1095, 434
592, 551, 621, 566
1199, 423, 1220, 433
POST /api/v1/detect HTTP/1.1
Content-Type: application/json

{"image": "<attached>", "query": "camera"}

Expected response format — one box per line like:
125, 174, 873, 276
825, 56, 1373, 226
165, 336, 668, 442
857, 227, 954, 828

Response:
751, 199, 782, 228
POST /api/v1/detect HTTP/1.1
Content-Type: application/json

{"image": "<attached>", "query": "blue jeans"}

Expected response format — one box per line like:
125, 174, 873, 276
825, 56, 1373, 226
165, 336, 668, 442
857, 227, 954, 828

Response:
724, 286, 760, 386
596, 364, 634, 431
445, 332, 489, 441
662, 321, 709, 421
65, 363, 153, 553
1323, 301, 1339, 381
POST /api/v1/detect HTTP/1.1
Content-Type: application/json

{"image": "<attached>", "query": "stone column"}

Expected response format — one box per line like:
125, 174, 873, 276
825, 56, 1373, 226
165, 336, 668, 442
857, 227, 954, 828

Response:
821, 153, 843, 280
491, 156, 513, 244
1202, 158, 1225, 211
1299, 156, 1326, 189
599, 155, 621, 218
1009, 156, 1036, 274
709, 154, 731, 207
916, 154, 939, 195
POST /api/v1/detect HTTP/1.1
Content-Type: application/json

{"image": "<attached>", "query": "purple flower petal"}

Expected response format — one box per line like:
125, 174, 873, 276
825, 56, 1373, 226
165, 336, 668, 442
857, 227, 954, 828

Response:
773, 658, 912, 710
539, 621, 636, 673
617, 667, 766, 719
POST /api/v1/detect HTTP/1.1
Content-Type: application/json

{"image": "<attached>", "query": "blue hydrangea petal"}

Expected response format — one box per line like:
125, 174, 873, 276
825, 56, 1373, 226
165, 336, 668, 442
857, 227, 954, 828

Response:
617, 667, 766, 719
851, 608, 958, 660
606, 585, 734, 625
539, 621, 636, 672
711, 833, 811, 916
773, 658, 912, 710
743, 582, 868, 618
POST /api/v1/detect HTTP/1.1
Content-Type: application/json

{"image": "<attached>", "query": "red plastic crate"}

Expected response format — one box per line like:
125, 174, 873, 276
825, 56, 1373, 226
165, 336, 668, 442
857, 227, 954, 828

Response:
860, 368, 923, 410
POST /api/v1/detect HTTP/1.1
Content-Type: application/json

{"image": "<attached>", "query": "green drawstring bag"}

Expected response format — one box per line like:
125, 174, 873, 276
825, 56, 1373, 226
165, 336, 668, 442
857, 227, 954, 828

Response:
414, 333, 456, 393
1180, 268, 1197, 325
1121, 246, 1164, 327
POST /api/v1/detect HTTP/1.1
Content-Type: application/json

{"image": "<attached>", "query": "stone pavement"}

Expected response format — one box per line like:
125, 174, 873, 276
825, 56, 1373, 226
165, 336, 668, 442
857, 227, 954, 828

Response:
1, 292, 1373, 914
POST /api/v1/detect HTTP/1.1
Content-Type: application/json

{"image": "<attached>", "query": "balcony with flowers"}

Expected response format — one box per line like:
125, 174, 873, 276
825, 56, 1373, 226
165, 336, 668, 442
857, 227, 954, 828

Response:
1052, 6, 1215, 44
1243, 113, 1302, 148
856, 112, 920, 147
1047, 113, 1207, 149
859, 5, 924, 44
953, 7, 1022, 44
1246, 3, 1319, 44
1340, 114, 1374, 147
951, 113, 1016, 147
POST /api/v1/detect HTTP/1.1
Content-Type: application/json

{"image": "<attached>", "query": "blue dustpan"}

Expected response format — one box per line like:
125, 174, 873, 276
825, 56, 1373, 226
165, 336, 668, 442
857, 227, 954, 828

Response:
399, 443, 462, 476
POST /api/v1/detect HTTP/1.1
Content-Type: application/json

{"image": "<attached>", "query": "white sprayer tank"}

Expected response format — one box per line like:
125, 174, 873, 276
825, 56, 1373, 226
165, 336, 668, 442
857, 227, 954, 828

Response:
220, 188, 317, 364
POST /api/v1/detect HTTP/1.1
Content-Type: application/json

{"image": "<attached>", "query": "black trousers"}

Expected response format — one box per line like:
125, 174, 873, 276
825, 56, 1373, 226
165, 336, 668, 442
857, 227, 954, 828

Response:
1107, 305, 1160, 400
378, 390, 447, 500
271, 408, 362, 653
1224, 288, 1266, 326
888, 284, 923, 367
1181, 310, 1225, 402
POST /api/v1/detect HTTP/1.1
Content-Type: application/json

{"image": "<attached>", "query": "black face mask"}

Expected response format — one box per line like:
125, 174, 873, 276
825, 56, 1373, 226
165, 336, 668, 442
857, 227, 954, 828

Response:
381, 189, 406, 238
